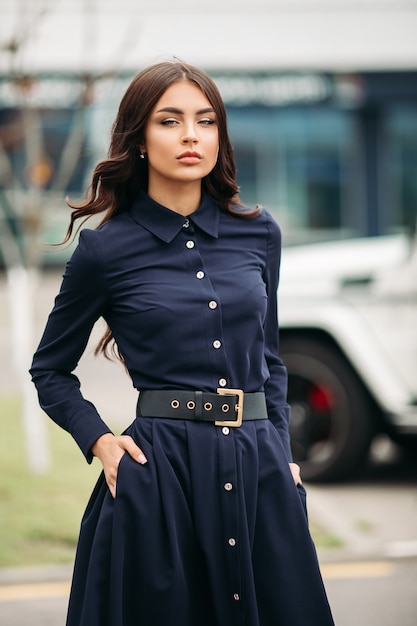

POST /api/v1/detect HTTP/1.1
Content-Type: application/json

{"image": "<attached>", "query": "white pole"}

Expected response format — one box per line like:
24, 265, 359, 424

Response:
7, 264, 50, 473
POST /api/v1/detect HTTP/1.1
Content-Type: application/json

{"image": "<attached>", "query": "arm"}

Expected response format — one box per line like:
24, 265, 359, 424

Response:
30, 229, 114, 463
262, 213, 296, 468
30, 228, 147, 490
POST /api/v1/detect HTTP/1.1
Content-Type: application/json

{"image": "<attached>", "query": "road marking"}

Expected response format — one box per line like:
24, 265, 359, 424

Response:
0, 560, 396, 601
321, 560, 395, 580
0, 581, 70, 602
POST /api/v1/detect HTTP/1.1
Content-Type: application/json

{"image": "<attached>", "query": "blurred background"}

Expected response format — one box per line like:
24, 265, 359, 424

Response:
0, 1, 416, 624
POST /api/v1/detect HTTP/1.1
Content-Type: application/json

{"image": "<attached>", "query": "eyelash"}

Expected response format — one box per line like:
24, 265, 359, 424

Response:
160, 118, 216, 126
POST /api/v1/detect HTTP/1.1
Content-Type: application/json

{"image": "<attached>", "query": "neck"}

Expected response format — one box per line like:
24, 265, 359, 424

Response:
147, 180, 202, 216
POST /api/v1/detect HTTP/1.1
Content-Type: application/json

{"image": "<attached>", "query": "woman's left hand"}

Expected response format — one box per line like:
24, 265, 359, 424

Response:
289, 462, 302, 485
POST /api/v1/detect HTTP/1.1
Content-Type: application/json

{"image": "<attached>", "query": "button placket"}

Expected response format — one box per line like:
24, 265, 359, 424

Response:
217, 425, 242, 614
183, 231, 229, 395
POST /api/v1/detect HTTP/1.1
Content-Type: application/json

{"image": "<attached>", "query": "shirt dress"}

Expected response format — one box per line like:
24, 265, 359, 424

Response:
30, 191, 334, 626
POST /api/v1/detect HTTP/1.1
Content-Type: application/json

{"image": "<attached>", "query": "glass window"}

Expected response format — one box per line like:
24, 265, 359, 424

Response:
0, 106, 92, 193
227, 105, 364, 243
381, 105, 417, 235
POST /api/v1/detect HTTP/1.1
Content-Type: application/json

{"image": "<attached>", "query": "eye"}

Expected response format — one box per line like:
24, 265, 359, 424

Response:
198, 118, 216, 126
160, 118, 179, 126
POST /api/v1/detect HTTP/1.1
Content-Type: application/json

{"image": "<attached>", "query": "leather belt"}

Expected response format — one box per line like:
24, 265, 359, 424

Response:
137, 389, 268, 427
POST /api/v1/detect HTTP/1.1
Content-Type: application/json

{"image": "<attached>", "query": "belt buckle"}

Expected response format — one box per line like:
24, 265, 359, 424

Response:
215, 388, 244, 427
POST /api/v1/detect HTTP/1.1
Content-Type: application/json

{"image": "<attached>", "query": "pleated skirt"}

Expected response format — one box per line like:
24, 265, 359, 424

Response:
66, 416, 334, 626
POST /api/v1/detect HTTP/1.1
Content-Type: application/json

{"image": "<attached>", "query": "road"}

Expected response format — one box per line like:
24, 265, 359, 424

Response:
325, 557, 417, 625
0, 555, 416, 625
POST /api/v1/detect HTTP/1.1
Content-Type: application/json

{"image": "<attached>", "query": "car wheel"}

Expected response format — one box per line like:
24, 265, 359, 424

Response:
280, 336, 375, 482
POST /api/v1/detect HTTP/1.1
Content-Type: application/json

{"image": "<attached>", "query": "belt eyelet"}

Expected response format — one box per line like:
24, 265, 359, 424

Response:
171, 399, 180, 409
215, 388, 244, 427
187, 400, 195, 410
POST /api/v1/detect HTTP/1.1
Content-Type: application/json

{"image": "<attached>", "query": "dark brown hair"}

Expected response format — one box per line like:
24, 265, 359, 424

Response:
65, 60, 260, 358
65, 60, 259, 242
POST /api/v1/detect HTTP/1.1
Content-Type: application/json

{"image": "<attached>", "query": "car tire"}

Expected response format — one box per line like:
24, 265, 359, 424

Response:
280, 336, 375, 482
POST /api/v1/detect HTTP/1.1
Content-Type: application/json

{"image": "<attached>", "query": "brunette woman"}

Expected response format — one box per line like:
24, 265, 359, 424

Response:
30, 60, 334, 626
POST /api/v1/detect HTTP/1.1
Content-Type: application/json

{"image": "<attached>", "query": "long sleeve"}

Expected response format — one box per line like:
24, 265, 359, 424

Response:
262, 213, 293, 461
30, 230, 113, 462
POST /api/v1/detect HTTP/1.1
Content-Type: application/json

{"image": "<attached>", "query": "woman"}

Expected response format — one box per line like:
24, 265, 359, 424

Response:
30, 60, 334, 626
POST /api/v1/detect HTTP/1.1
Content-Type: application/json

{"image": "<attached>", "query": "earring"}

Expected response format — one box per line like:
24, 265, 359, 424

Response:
139, 151, 145, 159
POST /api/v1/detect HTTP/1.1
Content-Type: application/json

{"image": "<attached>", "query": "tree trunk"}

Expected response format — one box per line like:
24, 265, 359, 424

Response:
7, 264, 50, 473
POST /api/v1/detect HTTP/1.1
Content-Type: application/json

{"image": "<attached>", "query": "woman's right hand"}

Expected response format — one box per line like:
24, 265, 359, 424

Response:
91, 433, 148, 498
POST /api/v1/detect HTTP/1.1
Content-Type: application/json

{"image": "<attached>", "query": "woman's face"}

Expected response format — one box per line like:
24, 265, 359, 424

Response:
143, 80, 219, 193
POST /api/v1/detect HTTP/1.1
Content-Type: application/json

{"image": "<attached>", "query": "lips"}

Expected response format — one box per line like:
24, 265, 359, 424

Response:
177, 151, 202, 160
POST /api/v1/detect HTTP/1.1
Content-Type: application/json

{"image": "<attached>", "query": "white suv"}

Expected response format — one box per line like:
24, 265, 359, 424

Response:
279, 232, 417, 481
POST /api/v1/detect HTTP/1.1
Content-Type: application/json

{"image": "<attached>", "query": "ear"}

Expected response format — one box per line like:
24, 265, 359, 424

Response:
137, 144, 147, 159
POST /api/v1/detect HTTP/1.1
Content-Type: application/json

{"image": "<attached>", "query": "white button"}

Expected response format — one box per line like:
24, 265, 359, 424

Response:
182, 219, 190, 228
222, 427, 230, 435
213, 340, 221, 349
224, 482, 233, 491
208, 301, 218, 309
196, 271, 205, 279
218, 378, 227, 387
228, 538, 236, 547
233, 593, 240, 601
186, 240, 195, 249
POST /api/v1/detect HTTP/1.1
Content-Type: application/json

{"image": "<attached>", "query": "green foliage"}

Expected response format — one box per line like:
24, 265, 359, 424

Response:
0, 395, 100, 567
309, 521, 343, 549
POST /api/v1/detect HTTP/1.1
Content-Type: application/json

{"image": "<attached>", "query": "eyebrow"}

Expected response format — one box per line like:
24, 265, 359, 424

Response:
156, 107, 216, 115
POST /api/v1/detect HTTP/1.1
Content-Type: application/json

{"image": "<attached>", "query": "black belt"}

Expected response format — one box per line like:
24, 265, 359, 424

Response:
137, 389, 268, 427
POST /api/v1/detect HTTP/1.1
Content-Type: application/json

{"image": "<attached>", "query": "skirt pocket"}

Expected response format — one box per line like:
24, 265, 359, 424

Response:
297, 482, 308, 520
115, 452, 129, 498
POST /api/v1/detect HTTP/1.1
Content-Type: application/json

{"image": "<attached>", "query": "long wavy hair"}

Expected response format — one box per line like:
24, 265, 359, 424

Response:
65, 60, 260, 359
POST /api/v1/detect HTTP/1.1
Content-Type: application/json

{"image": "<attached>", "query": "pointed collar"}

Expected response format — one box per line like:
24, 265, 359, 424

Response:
129, 190, 220, 243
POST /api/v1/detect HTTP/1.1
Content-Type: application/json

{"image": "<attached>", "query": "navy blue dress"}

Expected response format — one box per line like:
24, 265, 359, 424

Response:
30, 191, 334, 626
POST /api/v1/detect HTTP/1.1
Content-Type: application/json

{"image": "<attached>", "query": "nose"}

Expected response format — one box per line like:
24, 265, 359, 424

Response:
181, 120, 198, 144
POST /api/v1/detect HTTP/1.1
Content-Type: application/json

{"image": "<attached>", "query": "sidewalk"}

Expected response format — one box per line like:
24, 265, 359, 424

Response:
307, 472, 417, 563
0, 564, 73, 587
